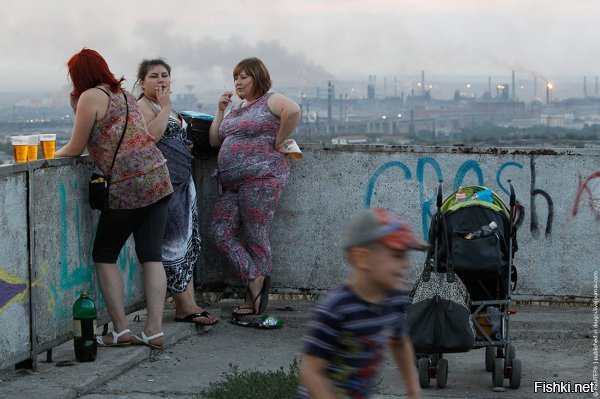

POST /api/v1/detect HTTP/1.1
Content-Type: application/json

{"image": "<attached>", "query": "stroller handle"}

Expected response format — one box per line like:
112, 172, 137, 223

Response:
437, 180, 443, 208
508, 179, 516, 207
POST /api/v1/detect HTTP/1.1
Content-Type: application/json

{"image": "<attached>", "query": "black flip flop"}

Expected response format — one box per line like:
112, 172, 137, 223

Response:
174, 311, 219, 326
232, 275, 271, 317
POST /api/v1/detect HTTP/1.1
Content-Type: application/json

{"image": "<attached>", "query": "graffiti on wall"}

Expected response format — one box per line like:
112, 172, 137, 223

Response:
572, 171, 600, 221
52, 179, 140, 318
365, 155, 559, 239
0, 262, 51, 316
0, 267, 28, 314
1, 176, 142, 320
528, 157, 554, 238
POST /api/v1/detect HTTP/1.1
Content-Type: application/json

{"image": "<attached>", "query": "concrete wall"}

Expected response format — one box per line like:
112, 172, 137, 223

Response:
1, 145, 598, 368
195, 144, 600, 301
0, 170, 29, 367
0, 158, 143, 369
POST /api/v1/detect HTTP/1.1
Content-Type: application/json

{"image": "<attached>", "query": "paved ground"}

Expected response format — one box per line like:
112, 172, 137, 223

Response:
0, 299, 594, 399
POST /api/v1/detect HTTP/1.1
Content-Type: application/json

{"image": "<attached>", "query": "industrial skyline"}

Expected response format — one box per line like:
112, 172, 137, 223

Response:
0, 71, 596, 111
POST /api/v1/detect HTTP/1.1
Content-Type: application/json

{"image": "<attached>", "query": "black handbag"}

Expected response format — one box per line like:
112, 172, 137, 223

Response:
180, 111, 219, 160
88, 172, 110, 210
88, 90, 129, 211
407, 210, 475, 353
408, 267, 475, 353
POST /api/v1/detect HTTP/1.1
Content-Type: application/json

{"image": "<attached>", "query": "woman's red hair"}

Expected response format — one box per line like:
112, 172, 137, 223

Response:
67, 48, 124, 97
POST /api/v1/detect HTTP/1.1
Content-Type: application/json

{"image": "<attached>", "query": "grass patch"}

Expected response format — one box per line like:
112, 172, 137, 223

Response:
199, 359, 299, 399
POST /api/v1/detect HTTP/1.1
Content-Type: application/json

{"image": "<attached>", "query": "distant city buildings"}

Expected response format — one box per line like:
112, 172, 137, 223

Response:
1, 73, 599, 153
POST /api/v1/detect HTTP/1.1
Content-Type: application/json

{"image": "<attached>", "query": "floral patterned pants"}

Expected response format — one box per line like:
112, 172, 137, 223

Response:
208, 179, 286, 283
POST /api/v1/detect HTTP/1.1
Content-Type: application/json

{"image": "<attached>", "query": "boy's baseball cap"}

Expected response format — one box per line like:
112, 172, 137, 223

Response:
342, 208, 429, 251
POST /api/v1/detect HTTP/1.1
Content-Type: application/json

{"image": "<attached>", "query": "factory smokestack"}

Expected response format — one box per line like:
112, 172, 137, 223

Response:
327, 80, 333, 124
488, 76, 491, 97
512, 71, 515, 101
584, 76, 588, 98
384, 76, 387, 98
421, 70, 425, 97
534, 77, 537, 100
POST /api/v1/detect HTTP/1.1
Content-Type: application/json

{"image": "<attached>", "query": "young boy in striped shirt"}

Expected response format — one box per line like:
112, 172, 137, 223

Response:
298, 208, 425, 399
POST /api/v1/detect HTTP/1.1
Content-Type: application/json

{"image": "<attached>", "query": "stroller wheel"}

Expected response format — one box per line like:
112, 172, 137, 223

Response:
492, 358, 504, 387
418, 357, 431, 388
485, 346, 495, 372
415, 353, 427, 368
507, 343, 516, 363
436, 358, 448, 388
509, 358, 522, 389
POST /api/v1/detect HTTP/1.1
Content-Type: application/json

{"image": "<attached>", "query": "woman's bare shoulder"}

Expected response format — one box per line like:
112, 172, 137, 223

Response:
77, 87, 111, 112
137, 96, 158, 122
267, 92, 300, 114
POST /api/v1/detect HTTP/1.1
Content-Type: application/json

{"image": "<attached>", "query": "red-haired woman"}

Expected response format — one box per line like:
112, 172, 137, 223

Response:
56, 48, 173, 350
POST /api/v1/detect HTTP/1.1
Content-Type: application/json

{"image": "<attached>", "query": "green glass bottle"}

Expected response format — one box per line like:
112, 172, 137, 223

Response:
73, 291, 97, 362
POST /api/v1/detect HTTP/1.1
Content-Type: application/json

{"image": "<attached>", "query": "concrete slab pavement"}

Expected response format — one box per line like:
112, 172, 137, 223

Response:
0, 300, 594, 399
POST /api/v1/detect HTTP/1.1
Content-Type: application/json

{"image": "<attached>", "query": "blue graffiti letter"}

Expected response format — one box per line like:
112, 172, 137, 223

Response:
364, 161, 412, 208
417, 157, 443, 238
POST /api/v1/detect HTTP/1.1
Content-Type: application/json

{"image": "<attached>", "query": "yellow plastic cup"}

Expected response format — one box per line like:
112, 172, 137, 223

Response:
10, 136, 29, 163
27, 135, 40, 161
40, 134, 57, 159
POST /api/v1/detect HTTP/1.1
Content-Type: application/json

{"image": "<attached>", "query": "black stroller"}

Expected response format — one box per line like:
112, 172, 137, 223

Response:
408, 181, 521, 389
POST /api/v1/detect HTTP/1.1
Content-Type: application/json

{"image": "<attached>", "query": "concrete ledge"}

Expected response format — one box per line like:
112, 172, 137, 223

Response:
0, 300, 592, 398
0, 154, 93, 176
0, 305, 220, 399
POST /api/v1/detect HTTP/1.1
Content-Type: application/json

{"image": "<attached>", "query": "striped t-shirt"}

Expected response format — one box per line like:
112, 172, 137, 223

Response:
297, 284, 410, 399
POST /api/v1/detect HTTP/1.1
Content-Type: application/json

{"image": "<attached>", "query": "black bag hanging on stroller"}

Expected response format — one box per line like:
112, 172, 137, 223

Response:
408, 261, 475, 353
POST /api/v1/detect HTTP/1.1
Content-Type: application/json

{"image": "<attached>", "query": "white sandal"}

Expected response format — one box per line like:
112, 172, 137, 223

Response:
132, 331, 165, 350
96, 329, 131, 347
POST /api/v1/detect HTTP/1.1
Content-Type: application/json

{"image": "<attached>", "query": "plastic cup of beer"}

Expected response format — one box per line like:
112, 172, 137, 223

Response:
284, 139, 302, 161
10, 136, 29, 163
39, 134, 57, 159
26, 135, 40, 161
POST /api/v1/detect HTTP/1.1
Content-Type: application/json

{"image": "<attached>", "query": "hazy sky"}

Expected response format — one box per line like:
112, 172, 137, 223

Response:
1, 0, 599, 96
